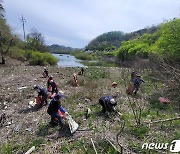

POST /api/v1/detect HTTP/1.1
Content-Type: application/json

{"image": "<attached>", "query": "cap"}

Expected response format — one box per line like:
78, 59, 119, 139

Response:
33, 85, 38, 89
112, 82, 117, 87
56, 92, 65, 99
110, 98, 116, 104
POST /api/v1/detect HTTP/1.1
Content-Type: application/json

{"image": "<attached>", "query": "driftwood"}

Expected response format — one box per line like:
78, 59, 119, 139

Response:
91, 138, 98, 154
145, 117, 180, 124
25, 146, 35, 154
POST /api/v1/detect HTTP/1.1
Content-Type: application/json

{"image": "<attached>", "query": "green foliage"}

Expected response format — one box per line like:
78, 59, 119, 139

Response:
9, 48, 58, 65
36, 123, 49, 136
128, 125, 149, 139
116, 18, 180, 61
30, 51, 58, 65
86, 27, 157, 51
25, 29, 48, 52
30, 138, 44, 148
155, 18, 180, 60
0, 143, 13, 154
84, 67, 107, 79
48, 44, 79, 54
73, 51, 93, 60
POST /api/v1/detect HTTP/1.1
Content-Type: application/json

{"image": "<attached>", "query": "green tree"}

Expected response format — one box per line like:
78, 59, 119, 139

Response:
155, 18, 180, 60
26, 29, 47, 52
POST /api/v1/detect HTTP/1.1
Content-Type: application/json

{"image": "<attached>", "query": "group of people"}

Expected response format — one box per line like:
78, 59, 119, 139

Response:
33, 67, 68, 127
33, 68, 145, 127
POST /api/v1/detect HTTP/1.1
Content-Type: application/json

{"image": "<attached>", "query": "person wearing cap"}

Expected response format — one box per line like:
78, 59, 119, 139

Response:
33, 85, 48, 107
99, 96, 118, 113
47, 93, 67, 127
132, 75, 145, 95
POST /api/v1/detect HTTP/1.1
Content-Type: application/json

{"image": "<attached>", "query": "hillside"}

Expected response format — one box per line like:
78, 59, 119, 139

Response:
0, 65, 179, 154
47, 44, 80, 54
85, 26, 158, 51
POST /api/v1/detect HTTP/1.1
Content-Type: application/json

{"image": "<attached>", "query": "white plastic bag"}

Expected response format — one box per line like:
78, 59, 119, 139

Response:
66, 115, 79, 134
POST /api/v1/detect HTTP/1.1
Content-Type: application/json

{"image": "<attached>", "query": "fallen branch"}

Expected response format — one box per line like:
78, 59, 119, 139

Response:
25, 146, 35, 154
145, 117, 180, 124
91, 138, 98, 154
106, 139, 121, 153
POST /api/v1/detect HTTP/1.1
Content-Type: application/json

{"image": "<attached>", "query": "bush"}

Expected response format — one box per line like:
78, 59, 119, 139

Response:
29, 51, 58, 65
74, 52, 93, 60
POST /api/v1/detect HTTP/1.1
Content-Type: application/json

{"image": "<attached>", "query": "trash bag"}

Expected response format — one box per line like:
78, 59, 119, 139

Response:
126, 84, 134, 95
66, 115, 79, 134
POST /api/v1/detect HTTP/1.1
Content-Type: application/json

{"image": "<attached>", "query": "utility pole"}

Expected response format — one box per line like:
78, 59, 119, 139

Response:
21, 15, 26, 41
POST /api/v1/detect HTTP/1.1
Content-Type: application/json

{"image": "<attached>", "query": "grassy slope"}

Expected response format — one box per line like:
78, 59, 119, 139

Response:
0, 66, 179, 154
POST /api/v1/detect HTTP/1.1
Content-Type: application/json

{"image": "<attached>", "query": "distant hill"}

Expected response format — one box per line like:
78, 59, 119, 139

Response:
85, 26, 158, 51
47, 44, 80, 54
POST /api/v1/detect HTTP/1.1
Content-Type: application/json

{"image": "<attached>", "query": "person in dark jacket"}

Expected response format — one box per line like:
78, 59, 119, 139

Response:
34, 85, 48, 106
42, 67, 49, 78
132, 75, 145, 95
47, 93, 67, 126
131, 71, 137, 81
49, 80, 58, 94
99, 96, 118, 113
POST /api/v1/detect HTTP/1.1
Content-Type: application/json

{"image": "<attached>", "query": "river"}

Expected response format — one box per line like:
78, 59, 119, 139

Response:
52, 54, 84, 67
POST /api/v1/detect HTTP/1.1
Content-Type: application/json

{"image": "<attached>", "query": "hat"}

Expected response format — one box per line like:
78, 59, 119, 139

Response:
110, 98, 116, 104
56, 91, 65, 99
33, 85, 38, 89
112, 82, 117, 87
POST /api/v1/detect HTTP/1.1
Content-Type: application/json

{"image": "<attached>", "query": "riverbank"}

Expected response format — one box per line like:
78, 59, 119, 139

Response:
0, 65, 179, 153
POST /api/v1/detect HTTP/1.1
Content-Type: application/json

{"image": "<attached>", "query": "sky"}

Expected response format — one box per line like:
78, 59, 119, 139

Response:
3, 0, 180, 48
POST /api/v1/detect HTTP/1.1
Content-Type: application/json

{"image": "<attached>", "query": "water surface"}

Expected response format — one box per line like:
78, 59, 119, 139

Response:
52, 54, 84, 67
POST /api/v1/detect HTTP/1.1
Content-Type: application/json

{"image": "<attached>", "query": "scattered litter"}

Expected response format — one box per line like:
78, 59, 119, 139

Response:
14, 124, 20, 132
25, 128, 32, 132
85, 98, 91, 103
25, 146, 35, 154
86, 108, 91, 118
18, 86, 27, 90
66, 115, 79, 134
28, 100, 36, 108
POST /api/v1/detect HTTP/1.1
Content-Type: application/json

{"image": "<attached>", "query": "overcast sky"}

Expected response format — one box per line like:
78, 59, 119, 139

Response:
3, 0, 180, 48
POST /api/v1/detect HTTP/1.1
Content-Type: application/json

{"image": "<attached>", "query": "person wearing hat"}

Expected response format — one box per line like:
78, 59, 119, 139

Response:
99, 96, 118, 114
132, 75, 145, 95
47, 93, 67, 127
33, 85, 48, 107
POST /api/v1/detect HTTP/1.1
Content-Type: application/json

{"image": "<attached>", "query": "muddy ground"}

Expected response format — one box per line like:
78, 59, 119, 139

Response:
0, 65, 179, 154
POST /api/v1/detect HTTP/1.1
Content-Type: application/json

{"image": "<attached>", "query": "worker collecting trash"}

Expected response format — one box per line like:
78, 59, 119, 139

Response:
33, 85, 48, 107
47, 93, 79, 133
99, 96, 122, 116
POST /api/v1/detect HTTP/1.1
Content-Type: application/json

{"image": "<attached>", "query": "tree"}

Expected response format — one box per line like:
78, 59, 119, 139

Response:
0, 31, 13, 64
155, 18, 180, 60
0, 0, 4, 18
26, 29, 47, 52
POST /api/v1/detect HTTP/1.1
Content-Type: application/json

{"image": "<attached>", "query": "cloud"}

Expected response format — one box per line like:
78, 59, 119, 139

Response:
3, 0, 180, 48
